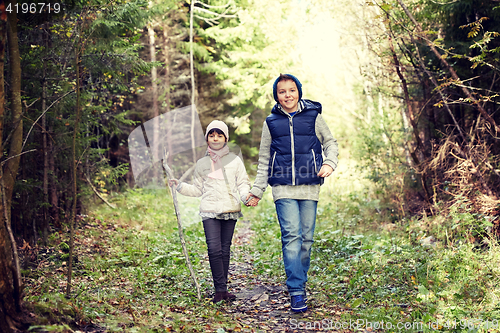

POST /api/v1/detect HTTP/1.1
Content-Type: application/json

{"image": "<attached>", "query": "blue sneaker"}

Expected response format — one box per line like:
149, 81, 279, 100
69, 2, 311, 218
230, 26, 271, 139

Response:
291, 295, 307, 313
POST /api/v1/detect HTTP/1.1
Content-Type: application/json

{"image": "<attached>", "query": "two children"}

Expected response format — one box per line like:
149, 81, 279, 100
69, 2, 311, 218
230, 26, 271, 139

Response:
173, 74, 338, 312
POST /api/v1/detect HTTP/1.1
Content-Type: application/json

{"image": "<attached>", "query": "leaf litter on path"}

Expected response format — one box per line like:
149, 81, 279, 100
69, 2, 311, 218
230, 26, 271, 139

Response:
220, 219, 349, 332
23, 216, 350, 332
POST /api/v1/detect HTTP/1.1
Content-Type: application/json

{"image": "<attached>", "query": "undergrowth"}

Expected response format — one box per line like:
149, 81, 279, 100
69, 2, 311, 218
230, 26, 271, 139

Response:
24, 188, 230, 332
249, 190, 500, 332
23, 185, 500, 332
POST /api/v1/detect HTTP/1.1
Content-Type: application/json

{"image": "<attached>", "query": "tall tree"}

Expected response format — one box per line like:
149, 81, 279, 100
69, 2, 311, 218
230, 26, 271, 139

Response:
4, 0, 23, 220
0, 1, 25, 330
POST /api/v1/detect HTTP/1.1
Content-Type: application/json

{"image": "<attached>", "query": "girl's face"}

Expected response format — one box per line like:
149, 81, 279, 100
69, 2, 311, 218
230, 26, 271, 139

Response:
277, 79, 299, 113
207, 132, 226, 150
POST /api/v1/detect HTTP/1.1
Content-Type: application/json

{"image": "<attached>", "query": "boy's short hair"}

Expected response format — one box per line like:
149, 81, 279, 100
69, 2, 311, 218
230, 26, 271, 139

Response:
273, 73, 303, 102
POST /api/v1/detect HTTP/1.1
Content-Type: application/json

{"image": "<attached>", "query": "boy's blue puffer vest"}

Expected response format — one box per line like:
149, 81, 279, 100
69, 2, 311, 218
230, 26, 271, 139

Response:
266, 99, 324, 186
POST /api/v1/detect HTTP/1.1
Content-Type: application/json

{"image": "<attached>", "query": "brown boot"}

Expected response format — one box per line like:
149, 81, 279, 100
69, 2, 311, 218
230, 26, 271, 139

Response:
212, 291, 225, 303
223, 291, 236, 301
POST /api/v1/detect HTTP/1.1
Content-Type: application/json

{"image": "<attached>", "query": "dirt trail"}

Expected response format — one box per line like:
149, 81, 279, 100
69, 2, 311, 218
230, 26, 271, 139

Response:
220, 220, 348, 332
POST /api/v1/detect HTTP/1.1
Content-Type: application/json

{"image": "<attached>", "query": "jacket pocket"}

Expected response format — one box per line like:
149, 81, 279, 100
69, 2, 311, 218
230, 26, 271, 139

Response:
270, 151, 277, 177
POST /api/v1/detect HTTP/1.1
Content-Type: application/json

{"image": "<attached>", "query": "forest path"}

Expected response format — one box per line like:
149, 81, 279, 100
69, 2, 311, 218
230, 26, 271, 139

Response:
218, 220, 348, 332
22, 214, 352, 332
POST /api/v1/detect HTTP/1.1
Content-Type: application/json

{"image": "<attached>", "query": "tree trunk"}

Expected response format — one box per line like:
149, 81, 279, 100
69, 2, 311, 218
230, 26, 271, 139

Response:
189, 0, 197, 165
163, 24, 173, 166
397, 0, 500, 134
0, 211, 21, 331
149, 25, 159, 119
0, 5, 4, 148
4, 0, 23, 221
42, 28, 49, 245
386, 25, 422, 166
5, 0, 22, 300
67, 45, 82, 296
48, 125, 60, 229
0, 2, 24, 330
148, 24, 162, 181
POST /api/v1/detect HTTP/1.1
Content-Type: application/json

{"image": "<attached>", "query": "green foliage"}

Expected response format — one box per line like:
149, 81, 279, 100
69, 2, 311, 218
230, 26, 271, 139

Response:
24, 189, 234, 331
23, 186, 500, 331
348, 85, 409, 217
404, 196, 498, 248
247, 190, 500, 332
350, 0, 500, 223
310, 231, 500, 331
194, 0, 297, 111
12, 0, 153, 238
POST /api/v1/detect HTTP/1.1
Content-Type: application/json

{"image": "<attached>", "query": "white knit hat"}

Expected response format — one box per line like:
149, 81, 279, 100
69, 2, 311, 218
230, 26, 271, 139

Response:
205, 120, 229, 142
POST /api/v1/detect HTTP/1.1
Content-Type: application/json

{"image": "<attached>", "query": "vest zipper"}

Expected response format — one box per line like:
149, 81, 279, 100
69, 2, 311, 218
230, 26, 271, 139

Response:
312, 149, 318, 174
289, 116, 295, 185
270, 151, 276, 177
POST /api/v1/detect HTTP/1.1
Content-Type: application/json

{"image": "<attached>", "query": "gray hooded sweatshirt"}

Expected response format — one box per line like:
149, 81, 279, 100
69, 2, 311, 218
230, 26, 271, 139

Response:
250, 101, 339, 202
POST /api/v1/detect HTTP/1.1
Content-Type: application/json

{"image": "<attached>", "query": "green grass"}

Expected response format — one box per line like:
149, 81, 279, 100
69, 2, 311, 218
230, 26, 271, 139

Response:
24, 186, 500, 332
245, 187, 500, 332
24, 188, 236, 332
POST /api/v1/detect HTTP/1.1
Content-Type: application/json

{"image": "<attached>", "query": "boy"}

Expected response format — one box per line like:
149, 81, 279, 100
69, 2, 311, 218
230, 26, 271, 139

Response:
247, 74, 338, 312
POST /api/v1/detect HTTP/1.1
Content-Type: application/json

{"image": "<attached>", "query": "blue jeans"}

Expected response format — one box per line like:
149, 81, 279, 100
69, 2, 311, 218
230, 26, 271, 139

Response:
275, 199, 318, 296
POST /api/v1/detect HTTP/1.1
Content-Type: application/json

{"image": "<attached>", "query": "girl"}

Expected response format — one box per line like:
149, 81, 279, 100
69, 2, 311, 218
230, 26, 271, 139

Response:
170, 120, 250, 303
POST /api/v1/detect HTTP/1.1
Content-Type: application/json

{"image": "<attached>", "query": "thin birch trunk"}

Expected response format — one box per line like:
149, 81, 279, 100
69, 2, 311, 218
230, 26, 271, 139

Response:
163, 25, 173, 166
189, 0, 197, 165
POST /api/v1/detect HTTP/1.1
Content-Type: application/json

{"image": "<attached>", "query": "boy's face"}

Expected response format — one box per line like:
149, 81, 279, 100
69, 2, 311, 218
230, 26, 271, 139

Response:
207, 132, 226, 150
276, 79, 299, 113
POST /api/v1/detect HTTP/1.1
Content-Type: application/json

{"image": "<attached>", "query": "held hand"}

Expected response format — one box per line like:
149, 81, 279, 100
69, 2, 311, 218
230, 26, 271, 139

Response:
248, 197, 260, 207
168, 179, 179, 187
245, 193, 260, 207
317, 164, 334, 178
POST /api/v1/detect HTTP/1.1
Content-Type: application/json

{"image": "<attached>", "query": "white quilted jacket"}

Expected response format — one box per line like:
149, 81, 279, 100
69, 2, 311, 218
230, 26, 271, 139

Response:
177, 152, 250, 214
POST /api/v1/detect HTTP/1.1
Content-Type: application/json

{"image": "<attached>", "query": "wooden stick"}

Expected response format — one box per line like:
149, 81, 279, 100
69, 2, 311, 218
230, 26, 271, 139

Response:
85, 175, 116, 209
161, 157, 201, 300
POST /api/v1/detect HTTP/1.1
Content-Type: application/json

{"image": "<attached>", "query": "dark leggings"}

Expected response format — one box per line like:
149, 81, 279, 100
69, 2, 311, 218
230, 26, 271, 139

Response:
202, 218, 237, 292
